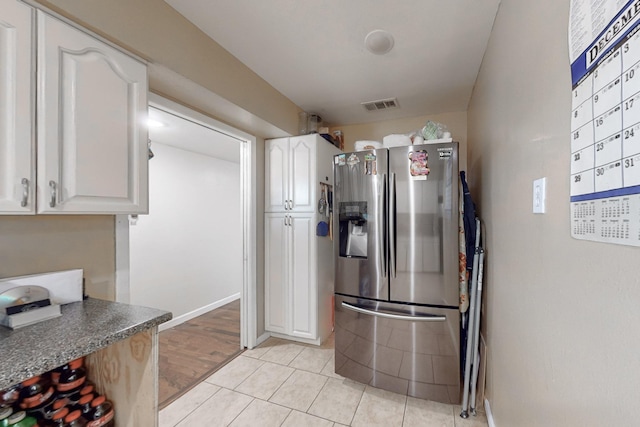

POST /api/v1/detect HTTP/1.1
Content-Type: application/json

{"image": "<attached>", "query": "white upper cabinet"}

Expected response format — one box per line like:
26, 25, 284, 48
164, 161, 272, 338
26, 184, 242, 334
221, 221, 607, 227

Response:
289, 136, 316, 212
265, 138, 289, 213
265, 135, 317, 213
0, 1, 35, 213
36, 11, 148, 213
0, 4, 148, 215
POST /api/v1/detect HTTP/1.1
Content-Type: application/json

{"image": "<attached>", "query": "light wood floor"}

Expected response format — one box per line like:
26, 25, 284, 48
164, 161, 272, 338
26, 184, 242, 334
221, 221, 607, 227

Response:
158, 299, 242, 409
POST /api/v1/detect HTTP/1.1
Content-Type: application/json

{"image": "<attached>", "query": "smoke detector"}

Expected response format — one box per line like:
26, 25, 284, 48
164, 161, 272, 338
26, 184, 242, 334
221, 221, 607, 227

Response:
361, 97, 399, 111
364, 30, 395, 55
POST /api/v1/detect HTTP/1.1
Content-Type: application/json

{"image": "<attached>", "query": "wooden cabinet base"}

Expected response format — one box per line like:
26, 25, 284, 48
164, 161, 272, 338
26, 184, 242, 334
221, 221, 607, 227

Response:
86, 327, 159, 427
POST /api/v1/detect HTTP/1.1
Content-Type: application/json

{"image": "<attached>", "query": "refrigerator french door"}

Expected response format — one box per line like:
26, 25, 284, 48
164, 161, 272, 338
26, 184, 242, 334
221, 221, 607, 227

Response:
333, 143, 460, 404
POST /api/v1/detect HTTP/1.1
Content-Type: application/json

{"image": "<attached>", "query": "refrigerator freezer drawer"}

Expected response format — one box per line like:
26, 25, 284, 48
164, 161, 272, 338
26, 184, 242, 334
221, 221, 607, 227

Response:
334, 295, 460, 404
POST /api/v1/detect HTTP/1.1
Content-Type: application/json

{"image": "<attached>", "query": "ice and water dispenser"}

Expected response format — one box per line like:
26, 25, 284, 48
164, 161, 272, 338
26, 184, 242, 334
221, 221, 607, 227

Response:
338, 201, 368, 258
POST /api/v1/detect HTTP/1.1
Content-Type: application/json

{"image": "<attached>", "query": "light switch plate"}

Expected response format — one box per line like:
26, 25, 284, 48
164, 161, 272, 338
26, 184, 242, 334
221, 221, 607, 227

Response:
533, 177, 546, 214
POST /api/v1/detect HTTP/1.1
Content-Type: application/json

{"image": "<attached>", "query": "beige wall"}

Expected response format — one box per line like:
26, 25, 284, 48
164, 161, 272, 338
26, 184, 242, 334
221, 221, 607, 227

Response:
468, 0, 638, 424
331, 111, 468, 170
0, 216, 115, 300
32, 0, 300, 137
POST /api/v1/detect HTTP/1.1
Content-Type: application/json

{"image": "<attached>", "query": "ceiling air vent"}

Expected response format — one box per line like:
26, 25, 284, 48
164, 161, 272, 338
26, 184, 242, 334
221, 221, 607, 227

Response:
361, 97, 399, 111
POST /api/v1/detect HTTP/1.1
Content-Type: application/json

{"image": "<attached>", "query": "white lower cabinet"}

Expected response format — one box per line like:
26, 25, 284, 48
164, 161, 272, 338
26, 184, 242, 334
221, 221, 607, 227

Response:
265, 213, 317, 340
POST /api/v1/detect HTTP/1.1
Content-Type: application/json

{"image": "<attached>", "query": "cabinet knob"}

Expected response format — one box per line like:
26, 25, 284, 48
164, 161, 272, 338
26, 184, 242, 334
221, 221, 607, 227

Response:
21, 178, 29, 207
49, 180, 57, 208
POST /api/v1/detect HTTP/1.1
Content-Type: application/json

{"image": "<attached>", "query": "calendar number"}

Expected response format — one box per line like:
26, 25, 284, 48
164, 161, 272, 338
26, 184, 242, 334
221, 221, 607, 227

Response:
626, 99, 635, 110
626, 69, 635, 81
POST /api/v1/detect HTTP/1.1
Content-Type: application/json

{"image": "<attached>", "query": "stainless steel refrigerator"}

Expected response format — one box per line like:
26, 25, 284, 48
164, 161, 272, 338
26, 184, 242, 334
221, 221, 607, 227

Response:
333, 142, 460, 404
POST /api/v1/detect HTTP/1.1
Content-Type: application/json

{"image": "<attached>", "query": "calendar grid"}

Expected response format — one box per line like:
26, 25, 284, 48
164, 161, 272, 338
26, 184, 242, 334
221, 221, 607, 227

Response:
570, 0, 640, 246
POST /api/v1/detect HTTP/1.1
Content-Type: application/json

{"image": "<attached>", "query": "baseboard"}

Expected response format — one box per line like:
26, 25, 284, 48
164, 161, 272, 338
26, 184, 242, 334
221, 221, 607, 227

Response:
485, 399, 496, 427
159, 293, 240, 332
268, 331, 321, 346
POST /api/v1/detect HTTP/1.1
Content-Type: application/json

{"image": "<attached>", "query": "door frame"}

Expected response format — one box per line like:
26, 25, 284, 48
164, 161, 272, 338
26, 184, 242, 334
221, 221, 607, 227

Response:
114, 93, 257, 349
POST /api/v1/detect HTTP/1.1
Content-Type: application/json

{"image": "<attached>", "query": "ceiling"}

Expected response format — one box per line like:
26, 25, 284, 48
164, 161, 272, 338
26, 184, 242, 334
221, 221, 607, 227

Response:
148, 106, 241, 163
164, 0, 501, 127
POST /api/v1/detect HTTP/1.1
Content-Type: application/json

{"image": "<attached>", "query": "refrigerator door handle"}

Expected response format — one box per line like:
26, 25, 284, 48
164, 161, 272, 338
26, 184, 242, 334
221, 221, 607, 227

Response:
380, 173, 387, 277
341, 302, 446, 322
389, 172, 397, 278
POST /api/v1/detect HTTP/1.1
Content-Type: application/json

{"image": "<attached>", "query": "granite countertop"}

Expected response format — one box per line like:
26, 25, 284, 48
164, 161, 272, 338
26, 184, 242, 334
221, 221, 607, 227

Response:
0, 298, 172, 390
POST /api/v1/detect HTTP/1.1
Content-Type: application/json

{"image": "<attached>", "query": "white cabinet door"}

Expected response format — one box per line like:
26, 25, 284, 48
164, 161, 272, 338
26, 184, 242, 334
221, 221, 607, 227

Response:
0, 1, 35, 214
289, 136, 316, 213
265, 135, 317, 213
265, 213, 289, 334
290, 214, 316, 339
265, 138, 289, 212
36, 11, 148, 214
265, 213, 317, 340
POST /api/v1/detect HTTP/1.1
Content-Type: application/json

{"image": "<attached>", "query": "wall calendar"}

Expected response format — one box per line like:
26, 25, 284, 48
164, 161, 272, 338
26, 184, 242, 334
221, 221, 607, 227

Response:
570, 0, 640, 246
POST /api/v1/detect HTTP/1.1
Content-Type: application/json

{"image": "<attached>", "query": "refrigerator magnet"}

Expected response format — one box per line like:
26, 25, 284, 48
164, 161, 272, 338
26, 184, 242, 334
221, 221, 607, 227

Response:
347, 153, 360, 166
364, 153, 377, 175
409, 150, 429, 180
437, 147, 454, 159
336, 154, 346, 166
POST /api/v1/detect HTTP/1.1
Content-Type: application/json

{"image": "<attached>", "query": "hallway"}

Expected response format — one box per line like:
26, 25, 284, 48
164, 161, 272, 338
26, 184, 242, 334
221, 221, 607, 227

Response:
159, 299, 242, 408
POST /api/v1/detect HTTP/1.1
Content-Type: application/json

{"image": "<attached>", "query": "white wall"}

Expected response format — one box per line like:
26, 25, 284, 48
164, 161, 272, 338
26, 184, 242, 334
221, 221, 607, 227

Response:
129, 142, 242, 320
468, 0, 640, 425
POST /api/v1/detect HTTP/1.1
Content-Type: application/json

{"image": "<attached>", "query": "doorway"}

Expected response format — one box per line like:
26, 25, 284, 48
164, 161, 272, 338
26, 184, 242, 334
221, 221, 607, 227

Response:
130, 104, 243, 326
114, 94, 257, 403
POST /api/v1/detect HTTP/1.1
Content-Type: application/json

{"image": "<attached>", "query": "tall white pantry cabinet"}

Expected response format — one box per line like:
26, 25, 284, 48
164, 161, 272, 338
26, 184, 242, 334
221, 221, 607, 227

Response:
264, 134, 340, 345
0, 1, 148, 215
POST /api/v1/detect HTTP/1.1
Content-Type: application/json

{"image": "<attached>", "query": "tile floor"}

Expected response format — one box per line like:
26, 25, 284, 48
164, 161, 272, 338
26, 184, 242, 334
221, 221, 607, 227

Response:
159, 336, 488, 427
